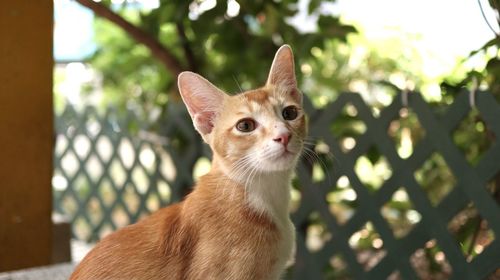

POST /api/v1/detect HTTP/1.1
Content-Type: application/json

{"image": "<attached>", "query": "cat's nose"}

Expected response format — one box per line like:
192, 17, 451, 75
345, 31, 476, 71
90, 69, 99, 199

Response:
273, 133, 292, 147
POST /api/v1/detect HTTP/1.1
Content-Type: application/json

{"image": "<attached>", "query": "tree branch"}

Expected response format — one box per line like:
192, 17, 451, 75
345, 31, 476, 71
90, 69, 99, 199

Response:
75, 0, 184, 77
175, 21, 197, 73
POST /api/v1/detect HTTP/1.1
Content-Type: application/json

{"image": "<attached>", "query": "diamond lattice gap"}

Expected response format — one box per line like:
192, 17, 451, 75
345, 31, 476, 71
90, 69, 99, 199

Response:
330, 103, 367, 153
99, 179, 117, 207
99, 224, 114, 240
112, 206, 129, 228
355, 147, 392, 192
326, 254, 350, 279
305, 212, 332, 253
146, 193, 160, 213
327, 175, 357, 225
96, 136, 113, 162
132, 167, 149, 194
139, 144, 157, 174
52, 171, 68, 192
55, 134, 68, 155
387, 271, 401, 280
123, 183, 140, 215
159, 151, 177, 182
73, 134, 91, 159
289, 183, 301, 214
452, 108, 496, 166
74, 216, 91, 241
193, 157, 212, 181
414, 153, 457, 206
157, 181, 172, 204
380, 187, 422, 238
85, 155, 103, 183
349, 222, 387, 271
310, 140, 333, 183
86, 197, 103, 226
118, 138, 135, 169
85, 114, 102, 138
387, 108, 426, 159
60, 151, 79, 178
447, 202, 496, 262
62, 195, 78, 217
110, 159, 127, 187
74, 174, 91, 201
410, 240, 452, 279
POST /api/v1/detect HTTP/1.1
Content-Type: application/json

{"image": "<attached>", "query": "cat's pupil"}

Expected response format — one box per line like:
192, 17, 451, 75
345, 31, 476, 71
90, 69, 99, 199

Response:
282, 106, 298, 120
236, 119, 256, 132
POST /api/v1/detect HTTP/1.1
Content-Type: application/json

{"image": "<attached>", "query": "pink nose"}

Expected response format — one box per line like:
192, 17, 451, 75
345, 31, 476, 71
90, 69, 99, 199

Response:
273, 133, 291, 147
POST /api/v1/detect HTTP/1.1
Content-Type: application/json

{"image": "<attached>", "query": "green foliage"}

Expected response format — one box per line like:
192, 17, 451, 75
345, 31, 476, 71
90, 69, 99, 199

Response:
85, 0, 358, 114
442, 48, 499, 103
91, 14, 170, 111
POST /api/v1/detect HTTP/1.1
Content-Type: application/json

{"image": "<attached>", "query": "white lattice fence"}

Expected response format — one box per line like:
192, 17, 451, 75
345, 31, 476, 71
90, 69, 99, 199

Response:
53, 104, 203, 241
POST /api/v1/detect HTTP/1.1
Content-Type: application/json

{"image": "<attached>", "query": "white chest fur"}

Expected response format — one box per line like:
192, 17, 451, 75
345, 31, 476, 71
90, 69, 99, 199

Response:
245, 171, 296, 279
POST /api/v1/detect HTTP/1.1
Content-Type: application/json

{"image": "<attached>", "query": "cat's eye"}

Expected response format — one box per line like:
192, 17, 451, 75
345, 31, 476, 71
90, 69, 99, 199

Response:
282, 106, 298, 120
236, 119, 256, 132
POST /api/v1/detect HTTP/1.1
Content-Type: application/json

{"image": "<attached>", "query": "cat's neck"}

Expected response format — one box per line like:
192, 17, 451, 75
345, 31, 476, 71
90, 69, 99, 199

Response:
245, 170, 292, 224
208, 158, 293, 224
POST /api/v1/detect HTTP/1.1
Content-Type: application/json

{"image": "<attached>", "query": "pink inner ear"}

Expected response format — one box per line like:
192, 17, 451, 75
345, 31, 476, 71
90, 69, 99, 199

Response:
194, 112, 216, 135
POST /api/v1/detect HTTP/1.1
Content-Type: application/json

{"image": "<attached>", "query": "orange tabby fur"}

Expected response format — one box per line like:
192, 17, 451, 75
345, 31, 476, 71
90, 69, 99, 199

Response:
70, 45, 306, 280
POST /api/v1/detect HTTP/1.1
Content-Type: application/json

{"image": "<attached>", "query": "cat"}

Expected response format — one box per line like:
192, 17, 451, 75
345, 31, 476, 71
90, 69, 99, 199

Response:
70, 45, 307, 280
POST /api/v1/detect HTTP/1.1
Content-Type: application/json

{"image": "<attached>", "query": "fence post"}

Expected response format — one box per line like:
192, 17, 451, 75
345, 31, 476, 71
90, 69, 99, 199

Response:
0, 1, 53, 271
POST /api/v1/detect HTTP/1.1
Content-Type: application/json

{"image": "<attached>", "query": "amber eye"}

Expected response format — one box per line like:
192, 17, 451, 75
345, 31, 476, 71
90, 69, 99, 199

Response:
282, 106, 298, 120
236, 118, 256, 132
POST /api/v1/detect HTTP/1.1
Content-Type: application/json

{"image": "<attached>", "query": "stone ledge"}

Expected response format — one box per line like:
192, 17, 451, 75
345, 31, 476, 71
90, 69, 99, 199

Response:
0, 263, 74, 280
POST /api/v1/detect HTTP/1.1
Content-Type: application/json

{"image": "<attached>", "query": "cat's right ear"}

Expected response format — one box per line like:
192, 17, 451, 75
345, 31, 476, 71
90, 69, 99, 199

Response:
178, 72, 225, 138
266, 45, 301, 104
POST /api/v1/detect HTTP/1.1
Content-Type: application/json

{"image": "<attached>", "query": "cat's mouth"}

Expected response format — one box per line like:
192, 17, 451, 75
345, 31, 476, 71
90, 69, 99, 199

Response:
273, 148, 296, 160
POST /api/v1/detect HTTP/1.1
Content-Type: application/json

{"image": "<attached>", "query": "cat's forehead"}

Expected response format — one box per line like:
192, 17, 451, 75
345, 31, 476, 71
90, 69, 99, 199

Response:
244, 89, 269, 103
220, 86, 299, 120
236, 86, 293, 107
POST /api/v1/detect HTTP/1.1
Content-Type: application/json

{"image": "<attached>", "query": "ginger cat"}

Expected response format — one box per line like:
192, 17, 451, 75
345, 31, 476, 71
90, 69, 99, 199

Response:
70, 45, 307, 280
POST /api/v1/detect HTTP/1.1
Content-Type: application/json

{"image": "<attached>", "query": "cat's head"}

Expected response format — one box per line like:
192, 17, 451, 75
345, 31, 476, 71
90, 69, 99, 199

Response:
178, 45, 307, 176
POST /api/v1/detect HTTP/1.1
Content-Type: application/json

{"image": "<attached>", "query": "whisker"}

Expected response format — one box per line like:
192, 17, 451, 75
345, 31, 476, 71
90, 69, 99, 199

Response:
232, 75, 243, 93
302, 146, 332, 186
286, 128, 335, 187
219, 153, 258, 198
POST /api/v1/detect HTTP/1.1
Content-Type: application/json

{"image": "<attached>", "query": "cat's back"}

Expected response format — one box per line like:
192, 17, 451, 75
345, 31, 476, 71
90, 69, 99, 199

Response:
70, 203, 191, 280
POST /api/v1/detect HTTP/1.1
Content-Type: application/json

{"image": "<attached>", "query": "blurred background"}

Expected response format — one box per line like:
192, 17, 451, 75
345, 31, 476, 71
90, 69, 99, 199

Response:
1, 0, 500, 279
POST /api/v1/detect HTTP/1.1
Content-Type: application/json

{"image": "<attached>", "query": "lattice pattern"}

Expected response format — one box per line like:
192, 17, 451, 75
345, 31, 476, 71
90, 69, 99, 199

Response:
53, 91, 500, 279
53, 104, 203, 241
290, 91, 500, 279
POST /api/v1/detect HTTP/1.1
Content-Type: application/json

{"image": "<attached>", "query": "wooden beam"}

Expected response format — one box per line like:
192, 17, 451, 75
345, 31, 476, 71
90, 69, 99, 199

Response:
0, 1, 53, 271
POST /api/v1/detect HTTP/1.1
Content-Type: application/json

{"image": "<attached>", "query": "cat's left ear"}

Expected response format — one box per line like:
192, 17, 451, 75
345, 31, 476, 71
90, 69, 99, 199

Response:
178, 72, 225, 139
266, 44, 301, 103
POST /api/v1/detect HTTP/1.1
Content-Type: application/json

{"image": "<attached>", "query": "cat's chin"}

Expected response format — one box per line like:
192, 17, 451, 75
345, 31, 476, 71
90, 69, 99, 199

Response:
222, 153, 298, 180
260, 152, 299, 172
